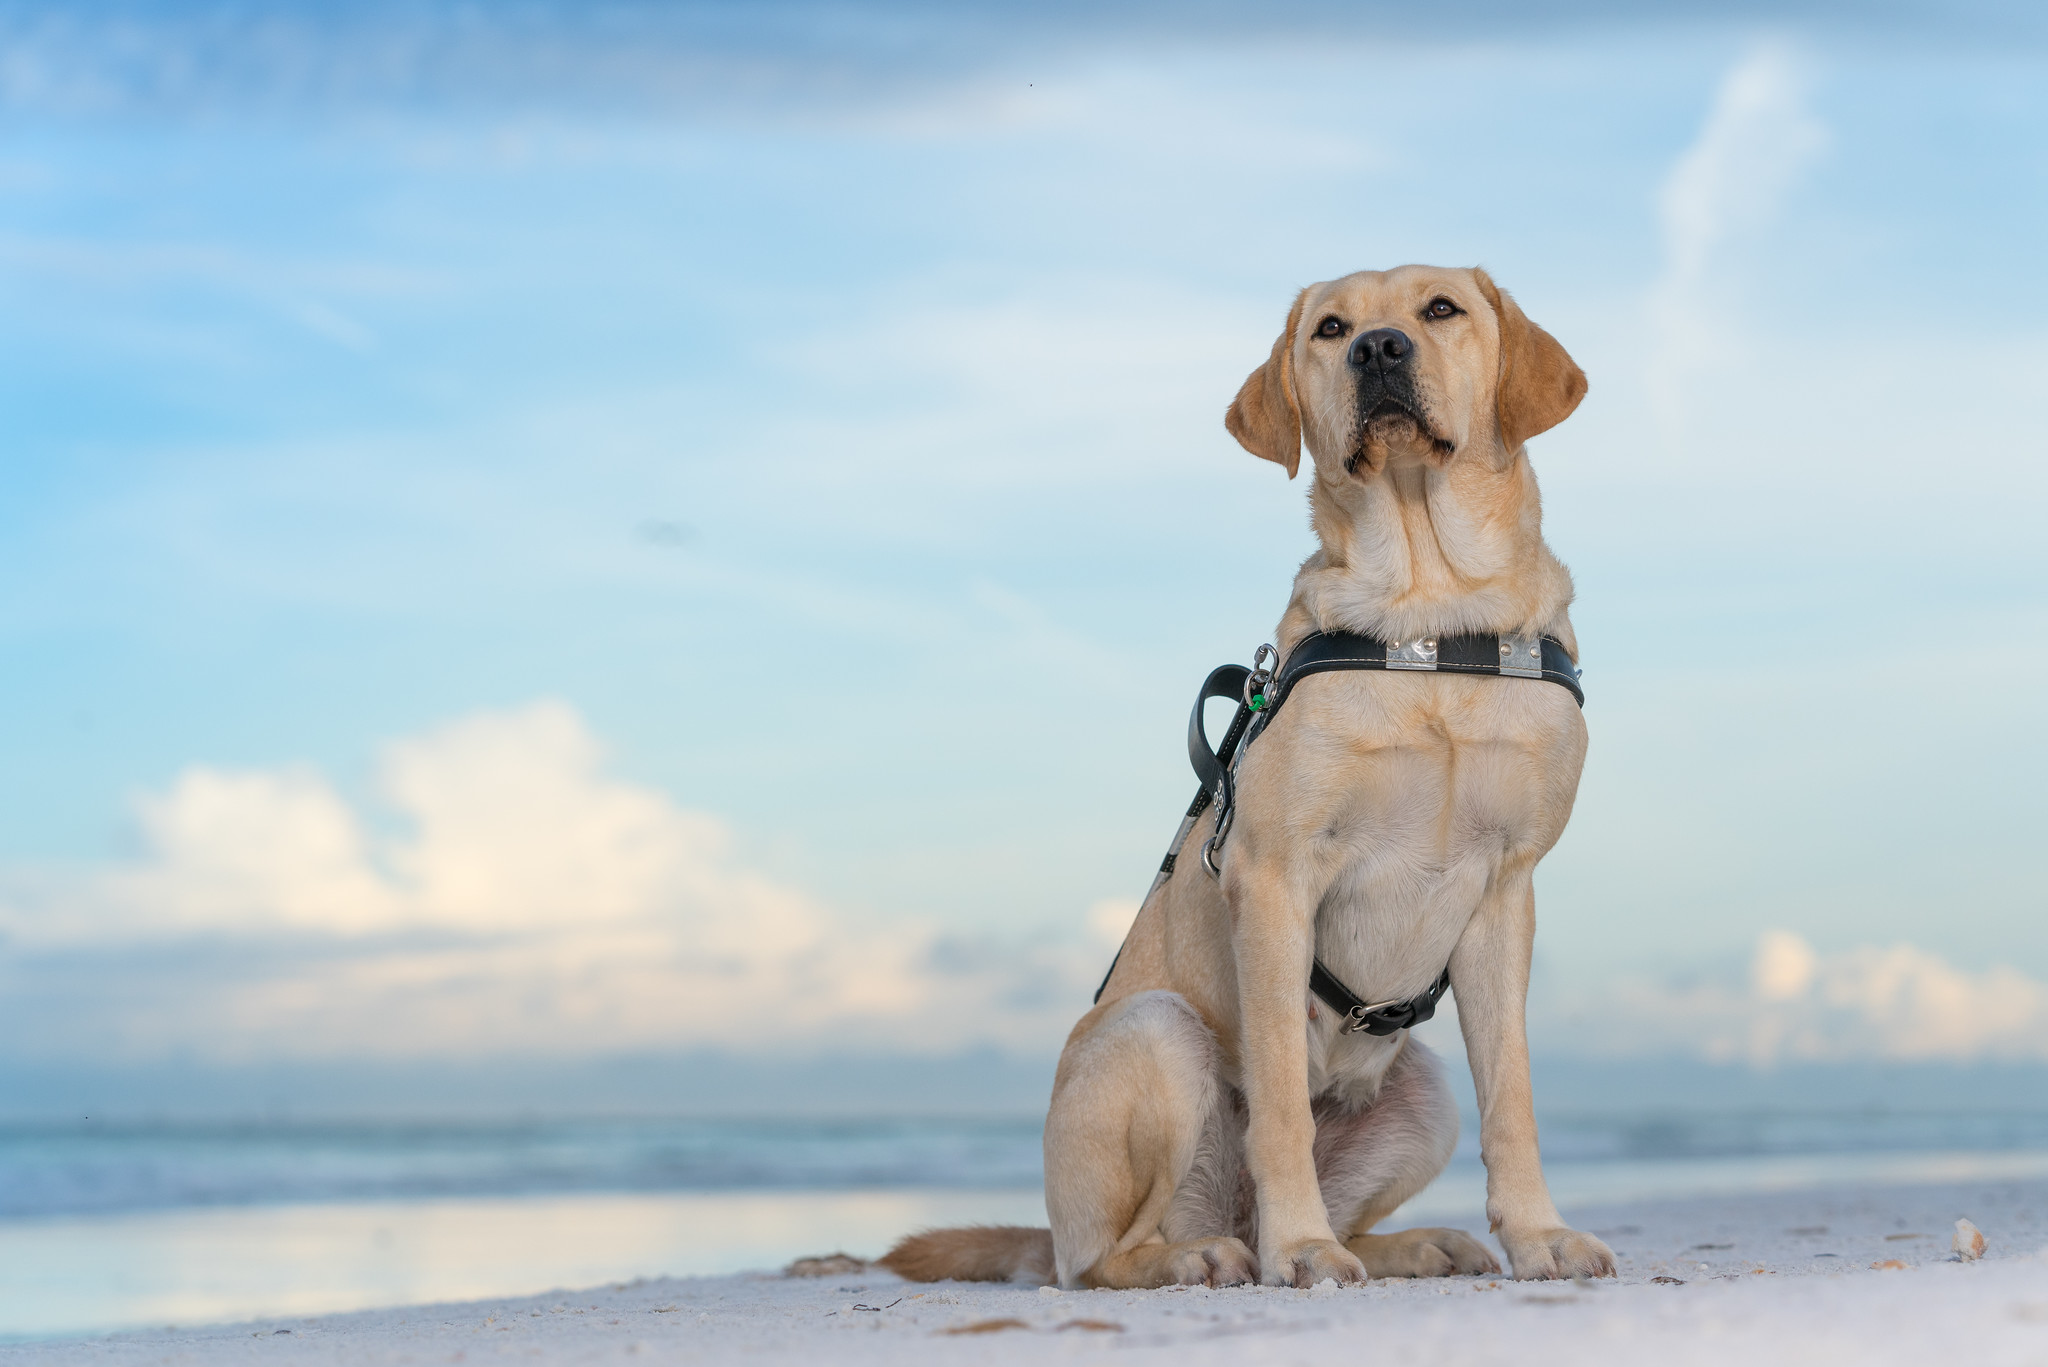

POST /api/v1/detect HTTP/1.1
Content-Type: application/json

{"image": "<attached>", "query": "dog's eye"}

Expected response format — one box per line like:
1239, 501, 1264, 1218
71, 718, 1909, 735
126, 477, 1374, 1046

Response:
1316, 316, 1345, 338
1424, 297, 1463, 320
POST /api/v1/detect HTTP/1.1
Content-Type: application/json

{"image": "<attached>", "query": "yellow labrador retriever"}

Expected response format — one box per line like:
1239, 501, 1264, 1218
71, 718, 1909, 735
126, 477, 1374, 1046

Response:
883, 265, 1613, 1289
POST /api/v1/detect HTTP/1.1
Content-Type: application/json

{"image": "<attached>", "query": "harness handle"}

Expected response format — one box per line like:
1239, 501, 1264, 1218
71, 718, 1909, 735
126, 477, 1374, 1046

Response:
1186, 663, 1252, 803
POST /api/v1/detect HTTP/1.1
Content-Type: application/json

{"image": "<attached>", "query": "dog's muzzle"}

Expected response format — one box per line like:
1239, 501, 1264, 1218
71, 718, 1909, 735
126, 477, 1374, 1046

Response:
1346, 332, 1452, 466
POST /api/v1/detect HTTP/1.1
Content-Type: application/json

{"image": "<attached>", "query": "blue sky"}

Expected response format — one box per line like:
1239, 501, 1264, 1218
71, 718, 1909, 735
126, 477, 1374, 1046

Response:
1, 2, 2045, 1071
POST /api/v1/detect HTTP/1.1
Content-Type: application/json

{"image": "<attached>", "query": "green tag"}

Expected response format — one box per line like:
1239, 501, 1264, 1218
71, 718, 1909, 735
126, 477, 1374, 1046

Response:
1249, 693, 1267, 711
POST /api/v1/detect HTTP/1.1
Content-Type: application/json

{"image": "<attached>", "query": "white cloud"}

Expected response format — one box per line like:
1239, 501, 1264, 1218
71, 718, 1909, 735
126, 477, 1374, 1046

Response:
1659, 44, 1827, 285
1578, 931, 2048, 1066
0, 702, 1104, 1061
1648, 42, 1829, 434
10, 710, 2043, 1075
1086, 897, 1139, 950
123, 767, 403, 935
1751, 929, 1817, 1002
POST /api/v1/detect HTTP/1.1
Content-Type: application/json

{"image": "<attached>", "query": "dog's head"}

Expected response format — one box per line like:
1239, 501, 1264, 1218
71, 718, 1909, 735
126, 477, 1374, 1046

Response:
1225, 266, 1585, 480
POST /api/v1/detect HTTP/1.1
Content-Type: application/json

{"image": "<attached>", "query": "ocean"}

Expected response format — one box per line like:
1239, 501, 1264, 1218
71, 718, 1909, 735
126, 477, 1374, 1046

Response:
8, 1106, 2048, 1341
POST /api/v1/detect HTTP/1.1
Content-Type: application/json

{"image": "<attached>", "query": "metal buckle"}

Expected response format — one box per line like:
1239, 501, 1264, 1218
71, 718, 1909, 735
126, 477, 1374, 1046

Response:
1342, 999, 1407, 1034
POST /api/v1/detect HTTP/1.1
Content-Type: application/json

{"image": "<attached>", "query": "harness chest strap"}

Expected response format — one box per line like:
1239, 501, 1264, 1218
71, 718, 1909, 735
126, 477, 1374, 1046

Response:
1094, 628, 1583, 1035
1312, 962, 1453, 1038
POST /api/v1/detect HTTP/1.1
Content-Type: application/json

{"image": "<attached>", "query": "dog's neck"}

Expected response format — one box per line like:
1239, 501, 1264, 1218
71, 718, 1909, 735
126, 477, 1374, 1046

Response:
1278, 447, 1577, 654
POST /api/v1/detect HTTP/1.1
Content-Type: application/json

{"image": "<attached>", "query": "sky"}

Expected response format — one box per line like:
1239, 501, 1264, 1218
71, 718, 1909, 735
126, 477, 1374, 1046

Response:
2, 1, 2046, 1085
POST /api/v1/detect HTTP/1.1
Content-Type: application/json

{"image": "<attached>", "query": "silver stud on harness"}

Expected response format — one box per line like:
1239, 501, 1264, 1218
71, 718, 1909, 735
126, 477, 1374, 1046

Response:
1499, 630, 1543, 679
1387, 636, 1439, 670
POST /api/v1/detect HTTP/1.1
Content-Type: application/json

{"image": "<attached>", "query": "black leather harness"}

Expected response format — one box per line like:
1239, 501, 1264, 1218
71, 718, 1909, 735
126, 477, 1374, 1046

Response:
1093, 629, 1583, 1036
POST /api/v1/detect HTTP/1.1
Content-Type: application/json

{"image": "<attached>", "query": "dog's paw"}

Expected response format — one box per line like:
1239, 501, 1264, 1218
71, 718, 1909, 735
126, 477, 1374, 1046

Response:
1261, 1237, 1369, 1288
1163, 1236, 1258, 1287
1346, 1227, 1501, 1278
1498, 1226, 1615, 1281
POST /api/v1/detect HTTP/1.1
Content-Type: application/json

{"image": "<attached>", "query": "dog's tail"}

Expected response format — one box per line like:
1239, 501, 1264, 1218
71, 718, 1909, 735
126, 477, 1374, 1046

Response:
878, 1225, 1056, 1285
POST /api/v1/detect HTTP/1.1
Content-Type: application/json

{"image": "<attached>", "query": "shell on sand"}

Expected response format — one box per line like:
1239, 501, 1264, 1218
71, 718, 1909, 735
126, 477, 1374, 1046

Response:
1953, 1218, 1987, 1261
783, 1253, 868, 1277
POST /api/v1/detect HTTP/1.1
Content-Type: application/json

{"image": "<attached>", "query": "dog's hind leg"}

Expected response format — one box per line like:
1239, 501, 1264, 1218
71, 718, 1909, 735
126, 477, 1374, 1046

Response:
1316, 1038, 1500, 1278
1042, 990, 1258, 1290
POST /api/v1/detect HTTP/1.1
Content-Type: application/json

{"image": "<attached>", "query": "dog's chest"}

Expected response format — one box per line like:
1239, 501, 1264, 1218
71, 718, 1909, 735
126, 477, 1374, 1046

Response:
1285, 673, 1577, 845
1243, 671, 1585, 987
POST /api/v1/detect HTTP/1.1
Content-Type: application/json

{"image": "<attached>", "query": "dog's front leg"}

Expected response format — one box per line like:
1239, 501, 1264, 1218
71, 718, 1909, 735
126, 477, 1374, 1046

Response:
1450, 869, 1615, 1280
1228, 859, 1369, 1289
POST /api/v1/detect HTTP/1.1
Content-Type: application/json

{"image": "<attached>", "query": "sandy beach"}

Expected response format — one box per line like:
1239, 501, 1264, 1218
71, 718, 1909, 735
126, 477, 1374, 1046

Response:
12, 1177, 2045, 1366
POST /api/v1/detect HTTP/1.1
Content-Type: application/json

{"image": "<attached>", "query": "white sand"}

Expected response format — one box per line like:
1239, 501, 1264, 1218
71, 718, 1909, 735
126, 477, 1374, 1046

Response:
11, 1178, 2048, 1366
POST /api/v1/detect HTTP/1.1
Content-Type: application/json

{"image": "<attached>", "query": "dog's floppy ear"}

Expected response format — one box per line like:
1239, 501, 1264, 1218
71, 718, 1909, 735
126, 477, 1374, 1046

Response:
1225, 288, 1308, 478
1473, 268, 1586, 454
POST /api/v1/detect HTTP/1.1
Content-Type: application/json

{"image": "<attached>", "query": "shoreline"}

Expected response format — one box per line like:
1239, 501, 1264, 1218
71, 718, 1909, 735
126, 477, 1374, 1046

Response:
9, 1177, 2046, 1365
14, 1147, 2048, 1341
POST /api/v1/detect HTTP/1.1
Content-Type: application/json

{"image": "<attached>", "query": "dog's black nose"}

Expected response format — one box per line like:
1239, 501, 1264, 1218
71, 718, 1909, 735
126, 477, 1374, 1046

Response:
1350, 328, 1413, 372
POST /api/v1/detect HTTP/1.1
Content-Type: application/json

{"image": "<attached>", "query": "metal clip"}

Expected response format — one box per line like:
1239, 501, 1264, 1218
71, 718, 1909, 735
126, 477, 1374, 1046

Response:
1243, 642, 1277, 710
